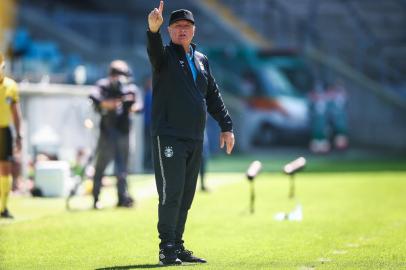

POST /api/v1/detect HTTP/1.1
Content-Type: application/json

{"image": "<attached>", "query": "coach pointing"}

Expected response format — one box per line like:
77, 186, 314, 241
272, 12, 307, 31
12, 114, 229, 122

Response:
147, 1, 235, 265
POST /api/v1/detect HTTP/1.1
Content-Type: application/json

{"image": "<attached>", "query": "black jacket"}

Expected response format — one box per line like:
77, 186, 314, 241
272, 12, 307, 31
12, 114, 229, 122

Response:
89, 78, 140, 134
146, 30, 232, 140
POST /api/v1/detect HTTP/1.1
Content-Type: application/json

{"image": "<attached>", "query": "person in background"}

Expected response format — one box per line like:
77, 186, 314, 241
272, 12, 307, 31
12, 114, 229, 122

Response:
309, 79, 349, 153
0, 53, 23, 218
325, 79, 349, 150
89, 60, 143, 209
308, 80, 330, 153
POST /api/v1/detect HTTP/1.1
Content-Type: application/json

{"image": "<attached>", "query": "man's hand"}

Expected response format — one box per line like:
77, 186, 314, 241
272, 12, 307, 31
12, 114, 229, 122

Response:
220, 131, 235, 155
148, 1, 164, 33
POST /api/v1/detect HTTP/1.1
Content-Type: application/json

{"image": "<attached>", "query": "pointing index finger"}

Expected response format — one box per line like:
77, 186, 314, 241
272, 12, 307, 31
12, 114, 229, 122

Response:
158, 1, 164, 15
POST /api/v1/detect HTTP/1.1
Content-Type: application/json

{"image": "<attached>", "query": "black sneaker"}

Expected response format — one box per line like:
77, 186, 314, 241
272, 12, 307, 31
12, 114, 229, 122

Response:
0, 209, 14, 219
176, 244, 207, 263
159, 242, 182, 265
117, 196, 134, 208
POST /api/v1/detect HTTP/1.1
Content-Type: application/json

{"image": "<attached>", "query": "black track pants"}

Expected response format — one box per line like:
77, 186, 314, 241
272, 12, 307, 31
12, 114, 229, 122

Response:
152, 135, 203, 244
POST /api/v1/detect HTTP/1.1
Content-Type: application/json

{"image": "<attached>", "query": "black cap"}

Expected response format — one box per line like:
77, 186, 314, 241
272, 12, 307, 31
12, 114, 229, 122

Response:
169, 9, 195, 26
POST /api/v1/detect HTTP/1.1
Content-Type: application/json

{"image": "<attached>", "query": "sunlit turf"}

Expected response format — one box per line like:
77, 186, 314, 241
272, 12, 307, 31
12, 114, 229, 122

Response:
207, 150, 406, 172
1, 165, 405, 269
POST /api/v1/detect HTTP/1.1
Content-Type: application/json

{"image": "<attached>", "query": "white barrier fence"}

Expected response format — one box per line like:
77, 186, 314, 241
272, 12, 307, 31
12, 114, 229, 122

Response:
19, 83, 144, 180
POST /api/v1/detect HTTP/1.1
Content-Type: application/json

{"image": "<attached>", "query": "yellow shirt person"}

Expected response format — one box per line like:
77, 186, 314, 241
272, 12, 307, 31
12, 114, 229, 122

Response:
0, 76, 20, 127
0, 53, 23, 219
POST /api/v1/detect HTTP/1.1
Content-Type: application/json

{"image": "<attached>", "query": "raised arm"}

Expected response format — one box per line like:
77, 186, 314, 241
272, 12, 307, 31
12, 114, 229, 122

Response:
147, 1, 166, 71
148, 1, 164, 33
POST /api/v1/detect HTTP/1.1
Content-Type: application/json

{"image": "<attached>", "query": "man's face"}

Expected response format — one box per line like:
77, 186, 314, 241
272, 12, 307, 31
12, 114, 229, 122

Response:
168, 20, 195, 48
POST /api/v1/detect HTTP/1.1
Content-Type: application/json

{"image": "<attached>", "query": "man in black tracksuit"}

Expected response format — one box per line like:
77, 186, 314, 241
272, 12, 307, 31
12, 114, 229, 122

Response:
147, 1, 235, 265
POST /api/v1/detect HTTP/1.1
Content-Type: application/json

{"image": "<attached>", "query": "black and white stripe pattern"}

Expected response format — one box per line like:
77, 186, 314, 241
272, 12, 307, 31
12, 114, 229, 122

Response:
156, 136, 167, 205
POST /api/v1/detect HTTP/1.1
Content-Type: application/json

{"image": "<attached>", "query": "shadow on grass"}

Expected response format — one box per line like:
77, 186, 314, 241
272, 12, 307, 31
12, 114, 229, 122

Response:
95, 264, 161, 269
96, 263, 197, 269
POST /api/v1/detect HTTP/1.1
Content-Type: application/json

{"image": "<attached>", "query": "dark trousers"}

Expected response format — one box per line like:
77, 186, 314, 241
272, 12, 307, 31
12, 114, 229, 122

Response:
93, 129, 130, 202
152, 135, 203, 245
143, 127, 153, 172
0, 127, 13, 162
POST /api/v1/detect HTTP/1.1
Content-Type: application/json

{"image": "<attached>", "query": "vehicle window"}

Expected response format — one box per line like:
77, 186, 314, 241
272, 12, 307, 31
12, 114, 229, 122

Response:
279, 67, 314, 94
261, 67, 295, 96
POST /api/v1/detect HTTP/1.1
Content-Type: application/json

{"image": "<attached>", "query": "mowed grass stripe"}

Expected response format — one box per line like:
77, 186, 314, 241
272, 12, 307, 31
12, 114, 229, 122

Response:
0, 171, 405, 269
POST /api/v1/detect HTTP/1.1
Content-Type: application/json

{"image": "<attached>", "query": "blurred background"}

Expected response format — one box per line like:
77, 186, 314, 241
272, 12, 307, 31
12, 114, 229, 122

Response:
1, 0, 405, 185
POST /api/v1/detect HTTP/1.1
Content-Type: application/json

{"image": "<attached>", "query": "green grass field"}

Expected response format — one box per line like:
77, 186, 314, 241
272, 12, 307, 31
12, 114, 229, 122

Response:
1, 152, 406, 269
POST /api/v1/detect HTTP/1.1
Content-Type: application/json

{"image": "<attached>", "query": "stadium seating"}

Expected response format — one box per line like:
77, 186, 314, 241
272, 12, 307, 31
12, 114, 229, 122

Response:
13, 0, 246, 84
217, 0, 405, 90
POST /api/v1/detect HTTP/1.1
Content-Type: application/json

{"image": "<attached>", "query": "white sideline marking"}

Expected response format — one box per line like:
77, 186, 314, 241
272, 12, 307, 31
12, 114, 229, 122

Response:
318, 258, 332, 263
332, 250, 348, 255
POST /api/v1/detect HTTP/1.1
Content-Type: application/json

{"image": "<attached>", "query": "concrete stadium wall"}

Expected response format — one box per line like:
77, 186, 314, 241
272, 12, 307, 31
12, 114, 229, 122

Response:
347, 85, 406, 152
19, 83, 144, 174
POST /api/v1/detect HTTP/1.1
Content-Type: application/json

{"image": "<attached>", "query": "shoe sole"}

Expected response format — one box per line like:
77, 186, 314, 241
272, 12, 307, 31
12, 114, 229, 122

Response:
179, 260, 207, 263
158, 260, 182, 266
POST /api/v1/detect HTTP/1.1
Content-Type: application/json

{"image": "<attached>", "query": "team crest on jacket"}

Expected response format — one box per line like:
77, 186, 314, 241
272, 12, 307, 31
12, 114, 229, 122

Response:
164, 146, 174, 158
